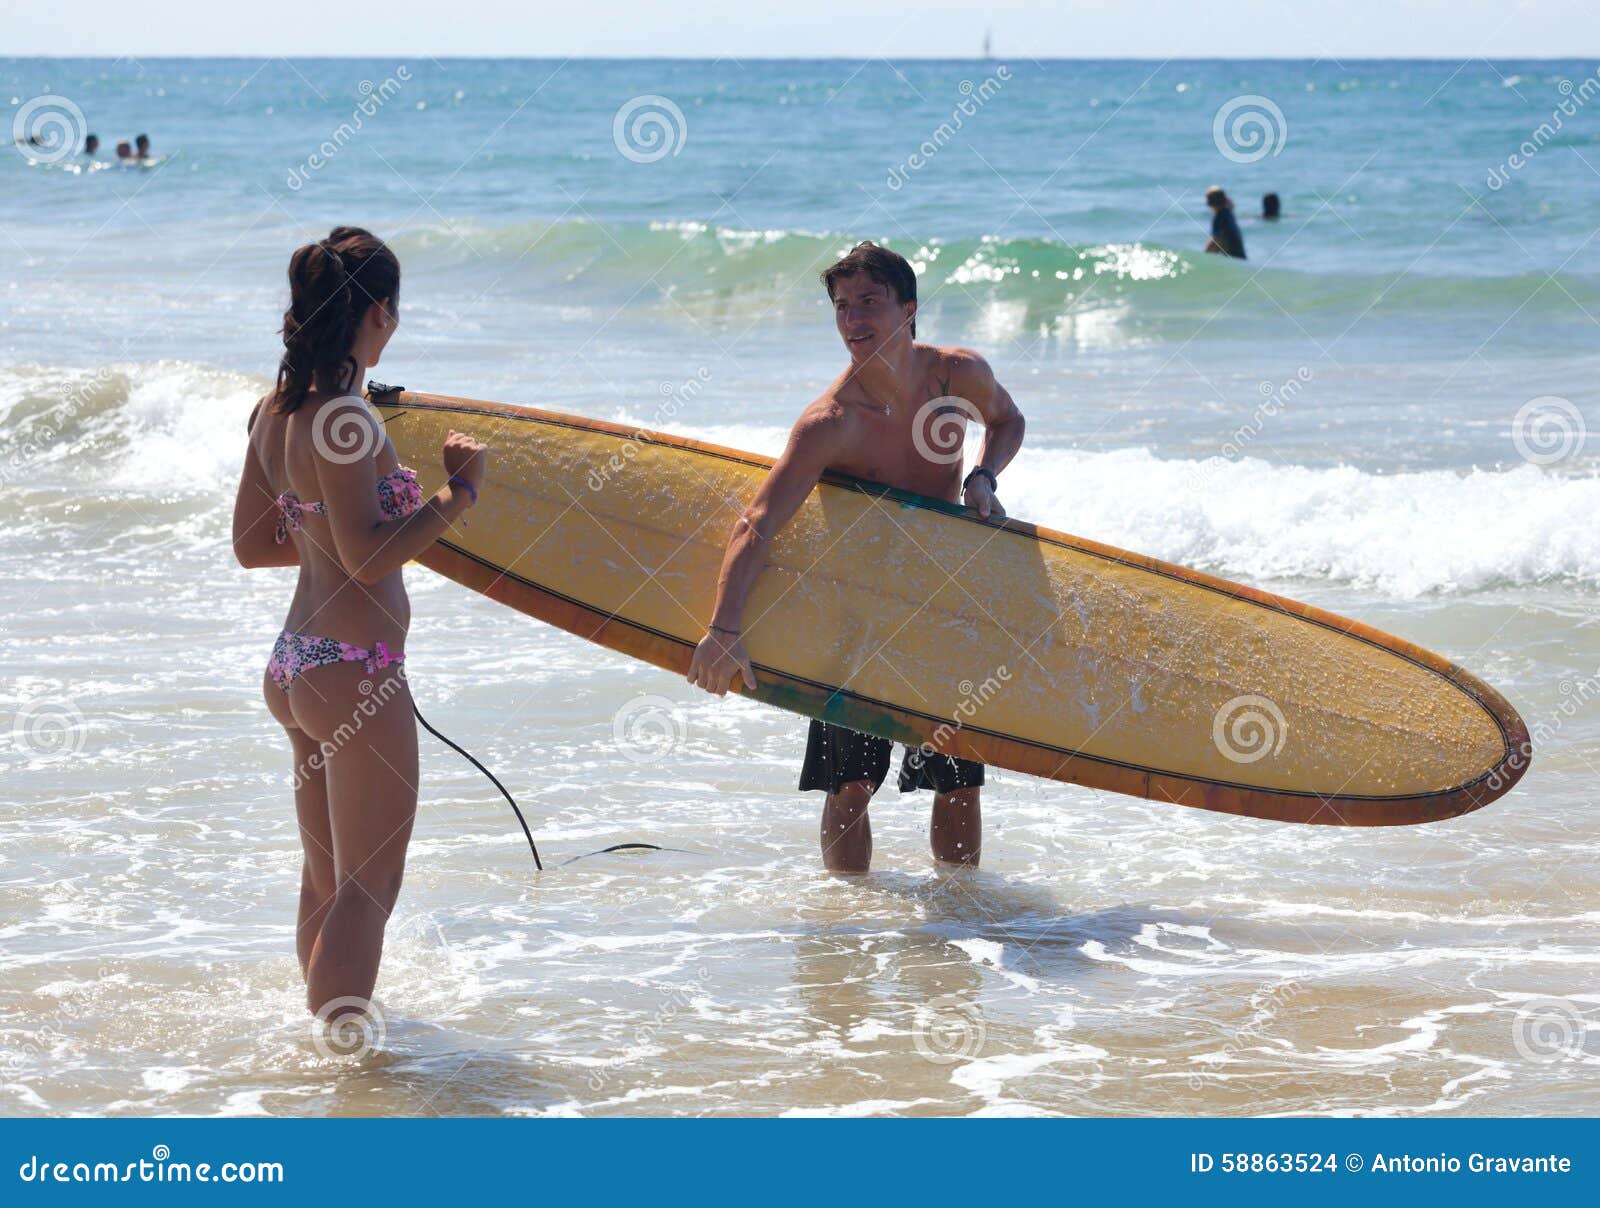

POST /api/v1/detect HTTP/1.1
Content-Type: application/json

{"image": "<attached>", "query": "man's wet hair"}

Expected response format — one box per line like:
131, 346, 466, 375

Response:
821, 241, 918, 338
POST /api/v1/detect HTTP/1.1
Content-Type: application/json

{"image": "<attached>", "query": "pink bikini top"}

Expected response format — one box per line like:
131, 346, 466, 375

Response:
275, 466, 425, 544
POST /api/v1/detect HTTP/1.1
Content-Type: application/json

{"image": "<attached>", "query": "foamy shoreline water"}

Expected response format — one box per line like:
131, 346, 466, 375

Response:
2, 57, 1597, 1116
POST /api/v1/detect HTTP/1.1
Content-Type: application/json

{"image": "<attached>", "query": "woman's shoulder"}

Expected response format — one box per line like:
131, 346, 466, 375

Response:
287, 391, 389, 468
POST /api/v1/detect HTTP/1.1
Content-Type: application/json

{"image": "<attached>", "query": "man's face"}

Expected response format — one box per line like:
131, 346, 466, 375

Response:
831, 273, 912, 361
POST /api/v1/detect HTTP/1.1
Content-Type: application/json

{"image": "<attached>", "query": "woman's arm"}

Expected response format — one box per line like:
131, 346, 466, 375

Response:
232, 400, 300, 569
314, 400, 484, 587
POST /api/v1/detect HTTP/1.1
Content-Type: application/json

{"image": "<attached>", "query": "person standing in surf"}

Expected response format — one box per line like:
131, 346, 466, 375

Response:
232, 227, 488, 1023
686, 241, 1026, 873
1204, 185, 1247, 259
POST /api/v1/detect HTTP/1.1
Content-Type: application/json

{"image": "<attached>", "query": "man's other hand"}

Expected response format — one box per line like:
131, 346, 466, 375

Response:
687, 628, 757, 696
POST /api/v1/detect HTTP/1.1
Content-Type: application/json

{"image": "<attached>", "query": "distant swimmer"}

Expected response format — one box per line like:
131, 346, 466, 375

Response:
1263, 191, 1281, 220
115, 140, 133, 160
1204, 185, 1246, 259
84, 133, 99, 156
135, 133, 151, 160
687, 241, 1027, 875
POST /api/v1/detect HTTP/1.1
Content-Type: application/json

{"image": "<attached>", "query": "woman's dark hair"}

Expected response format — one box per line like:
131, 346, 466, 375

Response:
821, 241, 918, 338
274, 226, 400, 414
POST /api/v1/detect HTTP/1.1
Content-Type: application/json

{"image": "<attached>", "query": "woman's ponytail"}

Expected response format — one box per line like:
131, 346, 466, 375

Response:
274, 226, 399, 414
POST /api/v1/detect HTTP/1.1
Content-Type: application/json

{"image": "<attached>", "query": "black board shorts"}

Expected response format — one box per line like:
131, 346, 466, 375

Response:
798, 719, 985, 796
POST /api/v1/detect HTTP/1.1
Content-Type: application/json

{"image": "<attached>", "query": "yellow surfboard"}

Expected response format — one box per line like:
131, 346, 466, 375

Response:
370, 385, 1529, 827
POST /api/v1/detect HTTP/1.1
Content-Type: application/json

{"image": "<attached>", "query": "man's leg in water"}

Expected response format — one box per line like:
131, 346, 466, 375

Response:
931, 786, 981, 867
821, 779, 875, 874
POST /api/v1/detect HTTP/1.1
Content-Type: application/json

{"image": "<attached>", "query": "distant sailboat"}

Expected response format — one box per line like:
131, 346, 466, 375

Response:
983, 28, 993, 60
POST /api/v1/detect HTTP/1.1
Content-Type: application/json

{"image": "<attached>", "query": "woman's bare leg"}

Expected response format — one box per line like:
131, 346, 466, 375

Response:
288, 663, 417, 1017
264, 670, 337, 979
288, 729, 336, 978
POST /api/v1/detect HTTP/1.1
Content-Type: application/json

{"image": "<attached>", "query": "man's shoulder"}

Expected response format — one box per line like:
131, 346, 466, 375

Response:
922, 344, 993, 390
792, 389, 860, 444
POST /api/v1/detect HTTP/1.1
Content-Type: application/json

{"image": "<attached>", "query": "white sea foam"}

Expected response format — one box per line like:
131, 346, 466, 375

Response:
676, 420, 1600, 596
9, 364, 1595, 598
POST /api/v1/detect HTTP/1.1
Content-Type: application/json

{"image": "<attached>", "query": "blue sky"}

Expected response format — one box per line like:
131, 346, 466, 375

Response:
10, 0, 1595, 58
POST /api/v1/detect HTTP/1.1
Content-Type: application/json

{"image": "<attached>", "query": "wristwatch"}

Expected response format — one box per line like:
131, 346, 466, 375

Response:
963, 467, 998, 492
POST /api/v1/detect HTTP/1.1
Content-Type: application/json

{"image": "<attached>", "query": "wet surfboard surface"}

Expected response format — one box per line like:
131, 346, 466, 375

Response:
371, 386, 1529, 826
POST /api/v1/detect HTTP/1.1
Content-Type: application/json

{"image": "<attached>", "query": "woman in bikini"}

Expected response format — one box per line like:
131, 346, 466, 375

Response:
231, 226, 488, 1021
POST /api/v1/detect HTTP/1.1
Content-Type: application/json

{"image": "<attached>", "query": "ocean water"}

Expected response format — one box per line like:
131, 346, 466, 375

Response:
1, 57, 1597, 1117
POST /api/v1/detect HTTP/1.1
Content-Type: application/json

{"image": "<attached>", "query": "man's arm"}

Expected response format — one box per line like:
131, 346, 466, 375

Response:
948, 350, 1025, 519
686, 403, 849, 696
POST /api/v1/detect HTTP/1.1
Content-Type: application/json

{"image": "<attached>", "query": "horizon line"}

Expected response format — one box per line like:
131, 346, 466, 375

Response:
5, 53, 1599, 63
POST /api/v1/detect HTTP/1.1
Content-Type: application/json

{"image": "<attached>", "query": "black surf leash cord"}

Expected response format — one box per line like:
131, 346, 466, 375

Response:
411, 701, 669, 872
372, 387, 665, 872
411, 701, 544, 870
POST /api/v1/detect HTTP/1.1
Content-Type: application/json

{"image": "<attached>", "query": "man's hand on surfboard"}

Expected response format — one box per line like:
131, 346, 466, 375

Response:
687, 627, 757, 696
962, 474, 1005, 520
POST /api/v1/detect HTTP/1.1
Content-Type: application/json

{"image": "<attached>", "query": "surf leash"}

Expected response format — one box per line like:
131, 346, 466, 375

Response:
412, 701, 543, 871
414, 704, 677, 872
372, 382, 667, 872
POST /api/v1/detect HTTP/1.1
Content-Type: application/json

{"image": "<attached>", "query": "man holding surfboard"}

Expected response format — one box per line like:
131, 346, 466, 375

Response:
687, 241, 1026, 873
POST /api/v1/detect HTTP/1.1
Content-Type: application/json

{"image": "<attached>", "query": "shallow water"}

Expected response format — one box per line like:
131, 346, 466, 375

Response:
1, 57, 1597, 1116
